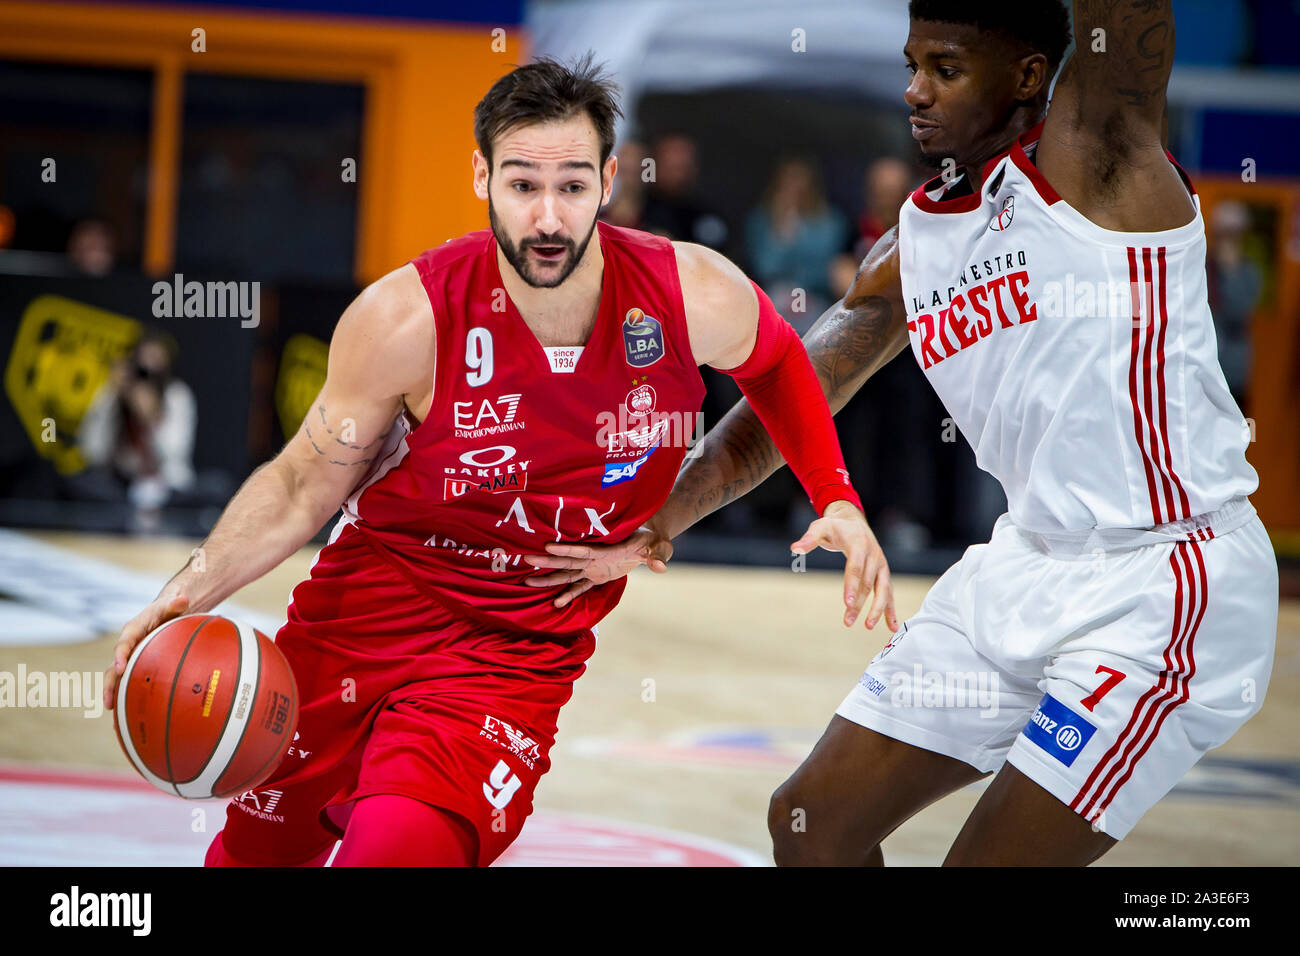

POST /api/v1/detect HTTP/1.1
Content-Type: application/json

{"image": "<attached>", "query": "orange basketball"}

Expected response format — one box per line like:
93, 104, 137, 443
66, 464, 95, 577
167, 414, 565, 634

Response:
114, 614, 298, 799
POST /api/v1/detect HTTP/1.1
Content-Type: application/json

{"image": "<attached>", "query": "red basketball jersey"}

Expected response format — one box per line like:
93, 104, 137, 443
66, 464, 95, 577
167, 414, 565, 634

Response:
330, 221, 706, 634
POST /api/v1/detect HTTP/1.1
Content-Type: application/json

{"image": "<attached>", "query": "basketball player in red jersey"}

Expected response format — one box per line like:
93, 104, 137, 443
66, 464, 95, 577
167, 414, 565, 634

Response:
532, 2, 1278, 865
102, 56, 887, 866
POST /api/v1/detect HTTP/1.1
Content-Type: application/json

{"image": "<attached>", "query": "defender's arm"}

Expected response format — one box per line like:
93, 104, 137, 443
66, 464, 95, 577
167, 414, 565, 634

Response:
674, 240, 864, 518
664, 230, 908, 538
1041, 2, 1190, 226
1068, 0, 1175, 125
530, 232, 908, 628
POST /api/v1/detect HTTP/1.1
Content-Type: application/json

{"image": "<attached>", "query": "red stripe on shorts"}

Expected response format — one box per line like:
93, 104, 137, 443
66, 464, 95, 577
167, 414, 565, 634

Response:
1071, 538, 1206, 822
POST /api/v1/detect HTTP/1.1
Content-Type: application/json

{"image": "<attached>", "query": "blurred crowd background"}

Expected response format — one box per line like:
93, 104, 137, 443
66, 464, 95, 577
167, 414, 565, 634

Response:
1, 0, 1297, 575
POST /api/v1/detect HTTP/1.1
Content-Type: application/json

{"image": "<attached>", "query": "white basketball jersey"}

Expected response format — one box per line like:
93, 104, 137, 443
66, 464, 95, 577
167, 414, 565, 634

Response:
897, 122, 1257, 534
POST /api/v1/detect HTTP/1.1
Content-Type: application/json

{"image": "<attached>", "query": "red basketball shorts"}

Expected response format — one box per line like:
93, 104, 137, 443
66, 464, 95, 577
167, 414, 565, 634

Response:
211, 525, 596, 866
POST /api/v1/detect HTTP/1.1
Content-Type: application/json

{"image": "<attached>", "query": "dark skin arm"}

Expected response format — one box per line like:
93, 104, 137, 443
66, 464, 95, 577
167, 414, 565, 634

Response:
1038, 0, 1192, 230
657, 228, 909, 539
528, 227, 910, 630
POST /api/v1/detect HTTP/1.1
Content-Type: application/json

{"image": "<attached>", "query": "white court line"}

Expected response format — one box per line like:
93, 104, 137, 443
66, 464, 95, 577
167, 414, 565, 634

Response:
0, 528, 284, 645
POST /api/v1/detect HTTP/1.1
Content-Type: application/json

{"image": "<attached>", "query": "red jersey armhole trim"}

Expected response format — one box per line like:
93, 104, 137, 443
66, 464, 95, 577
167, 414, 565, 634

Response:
1009, 137, 1063, 205
658, 235, 699, 371
909, 179, 983, 214
403, 250, 446, 446
1166, 150, 1199, 197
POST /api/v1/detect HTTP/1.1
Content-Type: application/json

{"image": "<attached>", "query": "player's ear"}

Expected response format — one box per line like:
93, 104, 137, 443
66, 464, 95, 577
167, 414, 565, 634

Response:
601, 153, 618, 206
472, 149, 490, 201
1015, 52, 1049, 101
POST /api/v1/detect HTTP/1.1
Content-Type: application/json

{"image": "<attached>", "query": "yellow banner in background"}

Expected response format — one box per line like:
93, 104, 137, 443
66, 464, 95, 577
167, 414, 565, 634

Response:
274, 333, 329, 442
3, 295, 141, 474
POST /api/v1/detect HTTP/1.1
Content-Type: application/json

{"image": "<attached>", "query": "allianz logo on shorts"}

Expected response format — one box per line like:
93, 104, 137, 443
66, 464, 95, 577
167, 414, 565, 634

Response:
1024, 694, 1097, 767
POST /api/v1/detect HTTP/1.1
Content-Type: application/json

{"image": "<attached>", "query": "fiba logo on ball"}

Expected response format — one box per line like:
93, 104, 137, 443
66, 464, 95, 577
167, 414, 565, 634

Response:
1056, 723, 1083, 752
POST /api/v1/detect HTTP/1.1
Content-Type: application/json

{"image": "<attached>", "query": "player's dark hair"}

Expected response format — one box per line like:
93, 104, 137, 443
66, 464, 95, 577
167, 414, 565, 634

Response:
908, 0, 1072, 74
474, 52, 624, 171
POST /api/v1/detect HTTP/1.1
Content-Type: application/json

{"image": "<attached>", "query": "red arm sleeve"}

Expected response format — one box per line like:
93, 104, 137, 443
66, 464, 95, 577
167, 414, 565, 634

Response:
717, 281, 863, 515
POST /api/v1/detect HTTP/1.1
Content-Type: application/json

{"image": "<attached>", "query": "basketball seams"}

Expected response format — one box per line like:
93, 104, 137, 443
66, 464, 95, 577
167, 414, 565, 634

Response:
115, 613, 202, 795
181, 618, 260, 798
162, 616, 210, 798
178, 616, 243, 794
224, 635, 299, 797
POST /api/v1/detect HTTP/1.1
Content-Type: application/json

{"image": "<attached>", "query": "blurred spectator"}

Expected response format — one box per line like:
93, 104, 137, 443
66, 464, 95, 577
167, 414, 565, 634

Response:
640, 133, 729, 249
602, 139, 649, 229
66, 218, 117, 276
831, 156, 917, 298
746, 157, 847, 327
822, 157, 948, 553
636, 135, 740, 532
1207, 200, 1262, 409
71, 330, 197, 530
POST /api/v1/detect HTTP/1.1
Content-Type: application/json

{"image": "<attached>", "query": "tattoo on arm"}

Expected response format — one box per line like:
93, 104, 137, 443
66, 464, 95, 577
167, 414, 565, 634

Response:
668, 285, 902, 530
304, 403, 382, 467
1075, 0, 1174, 110
809, 291, 899, 402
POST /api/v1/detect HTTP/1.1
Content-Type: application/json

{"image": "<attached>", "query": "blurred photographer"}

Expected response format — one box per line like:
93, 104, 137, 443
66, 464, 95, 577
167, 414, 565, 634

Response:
74, 330, 197, 528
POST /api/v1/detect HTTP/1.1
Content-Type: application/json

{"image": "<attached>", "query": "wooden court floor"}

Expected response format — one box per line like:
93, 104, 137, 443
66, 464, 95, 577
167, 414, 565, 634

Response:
3, 530, 1297, 866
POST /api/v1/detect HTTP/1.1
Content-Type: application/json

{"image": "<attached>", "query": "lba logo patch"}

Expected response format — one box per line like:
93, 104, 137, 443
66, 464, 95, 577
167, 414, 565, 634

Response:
1023, 694, 1096, 767
623, 308, 665, 368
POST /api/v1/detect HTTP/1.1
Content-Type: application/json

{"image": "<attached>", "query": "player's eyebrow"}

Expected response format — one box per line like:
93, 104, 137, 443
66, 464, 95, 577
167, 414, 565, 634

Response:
903, 42, 971, 62
499, 159, 597, 172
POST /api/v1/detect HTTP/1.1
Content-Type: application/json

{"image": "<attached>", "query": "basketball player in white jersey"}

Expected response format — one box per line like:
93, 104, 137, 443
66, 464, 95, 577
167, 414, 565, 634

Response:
525, 0, 1279, 864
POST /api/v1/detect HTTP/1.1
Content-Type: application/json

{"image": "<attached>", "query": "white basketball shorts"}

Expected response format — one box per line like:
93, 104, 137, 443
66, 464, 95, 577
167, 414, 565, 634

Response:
836, 496, 1278, 839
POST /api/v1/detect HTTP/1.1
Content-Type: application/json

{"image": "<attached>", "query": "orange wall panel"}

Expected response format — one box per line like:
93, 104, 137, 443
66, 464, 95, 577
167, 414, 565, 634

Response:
1197, 176, 1300, 541
0, 1, 525, 283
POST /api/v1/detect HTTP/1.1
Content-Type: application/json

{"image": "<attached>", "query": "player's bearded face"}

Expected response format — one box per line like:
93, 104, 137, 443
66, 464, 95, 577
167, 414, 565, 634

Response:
488, 187, 601, 289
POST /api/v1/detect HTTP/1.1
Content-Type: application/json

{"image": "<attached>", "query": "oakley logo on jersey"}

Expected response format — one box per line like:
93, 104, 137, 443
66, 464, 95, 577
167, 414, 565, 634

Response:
1024, 694, 1096, 767
445, 445, 530, 499
623, 307, 665, 368
603, 443, 658, 487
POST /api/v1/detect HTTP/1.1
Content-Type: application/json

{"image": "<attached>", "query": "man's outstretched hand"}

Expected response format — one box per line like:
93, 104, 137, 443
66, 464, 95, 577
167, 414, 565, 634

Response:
792, 500, 898, 631
103, 589, 190, 710
523, 527, 673, 608
523, 500, 896, 632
